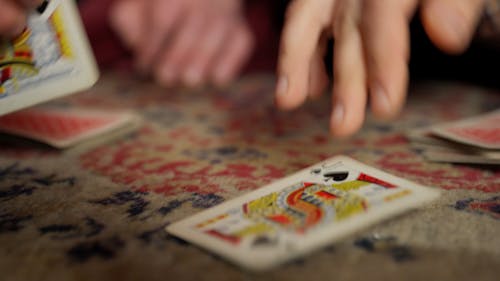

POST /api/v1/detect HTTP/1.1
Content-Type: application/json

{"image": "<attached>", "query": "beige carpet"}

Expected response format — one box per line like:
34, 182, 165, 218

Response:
1, 74, 499, 281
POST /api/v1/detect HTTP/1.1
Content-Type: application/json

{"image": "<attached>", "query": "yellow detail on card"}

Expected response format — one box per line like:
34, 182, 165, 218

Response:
334, 194, 366, 221
332, 180, 368, 191
234, 223, 274, 237
195, 213, 229, 229
384, 189, 412, 202
50, 8, 73, 58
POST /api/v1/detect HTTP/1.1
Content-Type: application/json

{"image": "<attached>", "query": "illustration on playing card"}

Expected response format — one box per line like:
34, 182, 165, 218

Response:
194, 162, 407, 246
0, 0, 98, 116
1, 3, 72, 96
167, 156, 439, 271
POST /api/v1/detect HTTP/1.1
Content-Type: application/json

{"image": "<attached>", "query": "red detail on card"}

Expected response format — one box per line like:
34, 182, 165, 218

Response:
13, 51, 32, 58
267, 214, 292, 225
0, 109, 120, 141
286, 186, 324, 229
315, 190, 337, 200
357, 173, 396, 188
1, 67, 11, 83
447, 127, 500, 145
205, 230, 240, 245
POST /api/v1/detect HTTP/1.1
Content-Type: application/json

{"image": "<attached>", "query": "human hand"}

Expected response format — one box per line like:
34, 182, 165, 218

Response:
110, 0, 255, 87
0, 0, 44, 39
275, 0, 486, 137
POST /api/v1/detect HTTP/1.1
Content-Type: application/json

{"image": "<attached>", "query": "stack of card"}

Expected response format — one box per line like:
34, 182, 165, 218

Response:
166, 156, 439, 271
406, 110, 500, 165
0, 106, 141, 149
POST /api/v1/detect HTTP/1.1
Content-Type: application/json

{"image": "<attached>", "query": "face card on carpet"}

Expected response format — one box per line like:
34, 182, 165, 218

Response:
0, 0, 98, 115
166, 155, 439, 271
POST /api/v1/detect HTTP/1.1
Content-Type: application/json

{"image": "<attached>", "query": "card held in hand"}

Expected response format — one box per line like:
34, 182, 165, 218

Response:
0, 0, 99, 116
166, 156, 439, 271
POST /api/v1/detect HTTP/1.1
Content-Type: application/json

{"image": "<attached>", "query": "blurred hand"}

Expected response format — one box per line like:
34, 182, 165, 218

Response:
275, 0, 486, 137
0, 0, 43, 39
110, 0, 255, 87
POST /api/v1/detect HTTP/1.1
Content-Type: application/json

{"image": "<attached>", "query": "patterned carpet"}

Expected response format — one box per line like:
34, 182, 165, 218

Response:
1, 73, 499, 281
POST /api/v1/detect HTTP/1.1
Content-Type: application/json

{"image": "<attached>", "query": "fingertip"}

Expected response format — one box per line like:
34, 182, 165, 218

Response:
276, 0, 328, 111
183, 67, 205, 88
370, 81, 396, 119
274, 75, 292, 109
421, 0, 481, 54
155, 64, 177, 88
0, 4, 26, 39
329, 100, 347, 137
274, 75, 309, 110
209, 25, 252, 87
275, 75, 289, 98
365, 79, 407, 124
213, 68, 235, 87
109, 0, 129, 32
109, 0, 143, 49
328, 97, 364, 138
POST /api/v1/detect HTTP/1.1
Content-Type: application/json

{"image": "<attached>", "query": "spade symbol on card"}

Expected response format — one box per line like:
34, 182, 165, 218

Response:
36, 1, 49, 13
35, 0, 62, 21
251, 235, 278, 248
311, 168, 322, 175
323, 171, 349, 182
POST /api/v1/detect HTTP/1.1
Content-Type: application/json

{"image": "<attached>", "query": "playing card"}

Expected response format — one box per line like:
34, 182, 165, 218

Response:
406, 127, 457, 147
431, 110, 500, 150
422, 149, 500, 165
166, 156, 439, 271
0, 0, 99, 116
405, 127, 500, 165
0, 106, 139, 148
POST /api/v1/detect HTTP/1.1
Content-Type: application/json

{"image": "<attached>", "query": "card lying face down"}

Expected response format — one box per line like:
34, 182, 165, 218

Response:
166, 156, 439, 271
0, 0, 98, 116
431, 109, 500, 150
405, 110, 500, 165
0, 106, 140, 148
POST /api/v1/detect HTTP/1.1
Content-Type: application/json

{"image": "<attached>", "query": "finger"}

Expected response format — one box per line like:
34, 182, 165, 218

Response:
421, 0, 485, 54
136, 0, 185, 71
211, 21, 254, 86
180, 17, 231, 87
330, 0, 367, 137
109, 0, 147, 49
0, 0, 26, 38
308, 44, 329, 100
154, 10, 206, 87
275, 0, 336, 110
361, 0, 417, 119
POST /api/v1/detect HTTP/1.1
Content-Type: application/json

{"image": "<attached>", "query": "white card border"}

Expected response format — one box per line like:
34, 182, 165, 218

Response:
166, 155, 440, 271
0, 1, 99, 116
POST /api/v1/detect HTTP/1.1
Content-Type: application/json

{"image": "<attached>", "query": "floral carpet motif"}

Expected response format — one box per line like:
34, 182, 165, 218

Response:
0, 74, 499, 281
